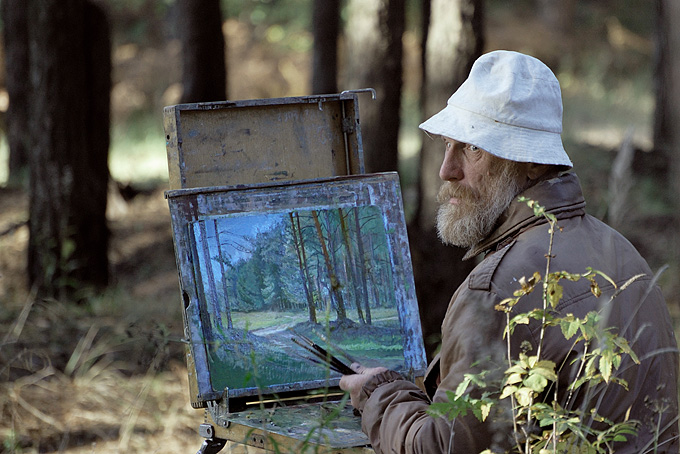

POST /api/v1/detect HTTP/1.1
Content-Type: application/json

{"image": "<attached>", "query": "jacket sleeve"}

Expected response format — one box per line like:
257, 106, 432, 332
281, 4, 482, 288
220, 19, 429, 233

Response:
356, 288, 511, 454
357, 373, 453, 454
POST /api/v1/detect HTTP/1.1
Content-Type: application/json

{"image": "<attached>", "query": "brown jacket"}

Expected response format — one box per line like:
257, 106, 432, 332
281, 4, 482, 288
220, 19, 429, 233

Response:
357, 173, 679, 453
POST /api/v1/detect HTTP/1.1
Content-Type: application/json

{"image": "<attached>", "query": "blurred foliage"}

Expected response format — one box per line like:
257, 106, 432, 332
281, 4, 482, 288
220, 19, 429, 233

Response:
221, 0, 313, 53
104, 0, 175, 45
222, 0, 311, 29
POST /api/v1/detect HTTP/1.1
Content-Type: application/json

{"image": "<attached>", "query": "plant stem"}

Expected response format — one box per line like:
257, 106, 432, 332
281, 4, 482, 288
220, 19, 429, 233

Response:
536, 218, 556, 360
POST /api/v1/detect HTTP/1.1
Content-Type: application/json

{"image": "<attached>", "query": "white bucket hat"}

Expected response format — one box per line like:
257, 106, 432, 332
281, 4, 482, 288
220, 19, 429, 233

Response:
419, 50, 573, 167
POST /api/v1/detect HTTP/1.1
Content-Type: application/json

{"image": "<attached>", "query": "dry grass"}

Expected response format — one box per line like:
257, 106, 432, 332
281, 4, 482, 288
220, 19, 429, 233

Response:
0, 187, 207, 453
1, 359, 200, 453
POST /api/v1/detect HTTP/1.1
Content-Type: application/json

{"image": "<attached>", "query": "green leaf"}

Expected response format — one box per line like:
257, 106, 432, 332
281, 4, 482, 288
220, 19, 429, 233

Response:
532, 361, 558, 381
500, 385, 517, 400
569, 376, 589, 391
454, 379, 469, 398
471, 398, 494, 422
506, 364, 527, 374
515, 387, 534, 406
524, 373, 548, 392
600, 355, 613, 383
61, 238, 76, 260
586, 267, 617, 289
560, 316, 581, 340
509, 313, 531, 326
505, 373, 524, 385
479, 402, 492, 421
428, 400, 469, 421
546, 281, 563, 308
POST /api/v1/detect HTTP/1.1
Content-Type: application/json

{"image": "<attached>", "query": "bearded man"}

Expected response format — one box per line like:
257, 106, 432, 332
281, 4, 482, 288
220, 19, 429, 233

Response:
340, 50, 679, 453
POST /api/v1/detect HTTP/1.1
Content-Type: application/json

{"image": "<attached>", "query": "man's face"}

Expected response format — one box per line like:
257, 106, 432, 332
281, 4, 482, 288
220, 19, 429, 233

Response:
436, 137, 526, 248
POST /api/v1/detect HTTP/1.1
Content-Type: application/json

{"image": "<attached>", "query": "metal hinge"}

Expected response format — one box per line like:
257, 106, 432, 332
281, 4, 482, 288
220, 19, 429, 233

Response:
342, 117, 355, 134
206, 388, 230, 428
206, 399, 230, 428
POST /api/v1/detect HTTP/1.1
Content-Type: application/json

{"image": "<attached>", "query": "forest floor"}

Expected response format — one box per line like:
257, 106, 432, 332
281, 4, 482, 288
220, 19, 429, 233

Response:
0, 186, 205, 453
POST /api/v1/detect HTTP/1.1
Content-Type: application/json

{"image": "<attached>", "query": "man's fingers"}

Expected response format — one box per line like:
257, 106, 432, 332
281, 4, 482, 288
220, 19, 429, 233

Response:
339, 372, 372, 408
349, 362, 390, 376
340, 364, 391, 409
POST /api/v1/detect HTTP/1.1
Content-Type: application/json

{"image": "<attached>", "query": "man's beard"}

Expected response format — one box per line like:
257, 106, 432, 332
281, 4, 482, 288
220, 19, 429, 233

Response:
436, 160, 525, 249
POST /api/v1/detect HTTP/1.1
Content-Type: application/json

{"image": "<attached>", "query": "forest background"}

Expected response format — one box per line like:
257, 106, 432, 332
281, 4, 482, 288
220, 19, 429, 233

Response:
0, 0, 679, 452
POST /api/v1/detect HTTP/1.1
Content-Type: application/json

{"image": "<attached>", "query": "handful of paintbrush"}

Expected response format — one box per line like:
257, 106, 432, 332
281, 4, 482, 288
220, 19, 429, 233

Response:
289, 330, 355, 375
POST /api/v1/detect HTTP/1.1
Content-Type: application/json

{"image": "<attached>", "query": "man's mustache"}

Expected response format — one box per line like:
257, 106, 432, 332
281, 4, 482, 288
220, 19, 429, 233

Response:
436, 182, 479, 205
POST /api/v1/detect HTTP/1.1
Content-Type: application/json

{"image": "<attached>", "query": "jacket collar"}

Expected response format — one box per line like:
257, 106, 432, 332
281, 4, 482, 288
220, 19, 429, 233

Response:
464, 172, 587, 259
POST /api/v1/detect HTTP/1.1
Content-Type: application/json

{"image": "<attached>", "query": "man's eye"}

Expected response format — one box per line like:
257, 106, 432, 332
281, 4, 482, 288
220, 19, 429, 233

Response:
467, 144, 479, 152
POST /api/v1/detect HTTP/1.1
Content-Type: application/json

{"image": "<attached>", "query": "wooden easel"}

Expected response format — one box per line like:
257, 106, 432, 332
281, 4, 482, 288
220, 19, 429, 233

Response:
163, 91, 424, 454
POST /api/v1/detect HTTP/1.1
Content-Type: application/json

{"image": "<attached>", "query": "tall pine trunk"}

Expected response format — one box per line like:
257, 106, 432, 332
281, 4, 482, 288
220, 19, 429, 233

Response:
27, 0, 111, 300
345, 0, 405, 173
653, 0, 680, 309
311, 0, 340, 94
2, 0, 31, 185
177, 0, 227, 103
409, 0, 484, 360
654, 0, 680, 207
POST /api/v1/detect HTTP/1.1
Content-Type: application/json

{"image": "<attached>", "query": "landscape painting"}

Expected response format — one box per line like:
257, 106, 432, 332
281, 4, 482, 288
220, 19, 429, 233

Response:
190, 203, 408, 393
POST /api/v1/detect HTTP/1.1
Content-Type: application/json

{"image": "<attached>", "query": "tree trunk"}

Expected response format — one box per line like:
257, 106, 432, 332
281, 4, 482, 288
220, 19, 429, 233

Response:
653, 0, 680, 205
311, 0, 340, 94
177, 0, 227, 103
2, 0, 31, 185
338, 209, 365, 324
27, 0, 111, 300
311, 210, 347, 320
653, 0, 680, 306
290, 213, 317, 323
214, 220, 234, 329
199, 221, 222, 323
345, 0, 405, 173
409, 0, 484, 360
353, 208, 372, 324
82, 1, 112, 288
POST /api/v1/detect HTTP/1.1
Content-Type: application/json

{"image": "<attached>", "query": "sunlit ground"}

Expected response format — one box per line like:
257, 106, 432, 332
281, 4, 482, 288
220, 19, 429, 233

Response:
109, 129, 168, 184
0, 129, 169, 187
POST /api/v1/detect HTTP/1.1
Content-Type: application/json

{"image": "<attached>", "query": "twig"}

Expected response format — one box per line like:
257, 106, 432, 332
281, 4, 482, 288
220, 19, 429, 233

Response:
1, 285, 38, 347
0, 219, 28, 237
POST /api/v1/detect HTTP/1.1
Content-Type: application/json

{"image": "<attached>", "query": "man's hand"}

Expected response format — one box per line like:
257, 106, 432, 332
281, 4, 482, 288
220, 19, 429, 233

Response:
339, 362, 388, 409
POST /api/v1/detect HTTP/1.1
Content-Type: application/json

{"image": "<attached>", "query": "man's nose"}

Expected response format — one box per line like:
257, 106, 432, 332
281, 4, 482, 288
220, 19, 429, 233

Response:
439, 149, 463, 181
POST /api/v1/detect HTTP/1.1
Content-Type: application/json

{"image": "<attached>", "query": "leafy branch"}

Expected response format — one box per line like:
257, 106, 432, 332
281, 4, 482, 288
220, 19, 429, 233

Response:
430, 198, 643, 453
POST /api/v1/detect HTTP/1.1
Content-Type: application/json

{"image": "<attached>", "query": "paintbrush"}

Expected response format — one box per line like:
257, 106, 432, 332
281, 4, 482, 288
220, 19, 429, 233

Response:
289, 330, 355, 375
314, 329, 357, 366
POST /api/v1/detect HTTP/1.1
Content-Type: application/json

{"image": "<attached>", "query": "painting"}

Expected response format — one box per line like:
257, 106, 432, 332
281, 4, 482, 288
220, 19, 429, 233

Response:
167, 173, 425, 405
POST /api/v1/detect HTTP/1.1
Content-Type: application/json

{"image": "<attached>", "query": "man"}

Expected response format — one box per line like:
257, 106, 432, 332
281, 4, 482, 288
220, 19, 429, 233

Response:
340, 50, 679, 453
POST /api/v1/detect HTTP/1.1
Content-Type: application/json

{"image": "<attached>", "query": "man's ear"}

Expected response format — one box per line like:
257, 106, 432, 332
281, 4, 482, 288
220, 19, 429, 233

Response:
526, 163, 550, 180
